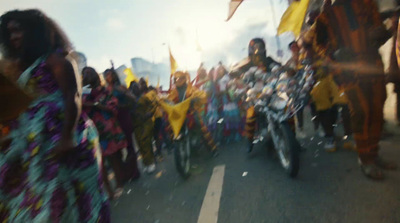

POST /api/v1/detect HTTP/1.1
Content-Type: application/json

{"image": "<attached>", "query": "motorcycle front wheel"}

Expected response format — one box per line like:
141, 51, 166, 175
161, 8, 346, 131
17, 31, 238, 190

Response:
174, 135, 191, 179
273, 121, 300, 178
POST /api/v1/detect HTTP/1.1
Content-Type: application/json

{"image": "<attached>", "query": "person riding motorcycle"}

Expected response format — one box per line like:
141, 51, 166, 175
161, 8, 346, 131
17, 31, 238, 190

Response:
167, 71, 218, 154
231, 38, 282, 153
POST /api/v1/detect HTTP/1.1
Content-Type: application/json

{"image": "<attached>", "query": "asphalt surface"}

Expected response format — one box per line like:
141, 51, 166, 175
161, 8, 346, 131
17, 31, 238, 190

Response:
111, 110, 400, 223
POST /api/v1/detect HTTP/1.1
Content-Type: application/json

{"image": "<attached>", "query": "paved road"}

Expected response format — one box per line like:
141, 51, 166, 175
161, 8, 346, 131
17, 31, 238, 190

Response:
111, 121, 400, 223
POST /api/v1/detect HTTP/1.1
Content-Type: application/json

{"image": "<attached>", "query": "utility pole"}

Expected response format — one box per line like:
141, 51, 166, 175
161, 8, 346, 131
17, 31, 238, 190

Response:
269, 0, 283, 61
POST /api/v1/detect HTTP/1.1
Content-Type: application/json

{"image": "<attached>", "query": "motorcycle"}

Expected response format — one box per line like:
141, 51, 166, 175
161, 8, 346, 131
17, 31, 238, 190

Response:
173, 117, 201, 179
247, 63, 313, 178
161, 94, 212, 179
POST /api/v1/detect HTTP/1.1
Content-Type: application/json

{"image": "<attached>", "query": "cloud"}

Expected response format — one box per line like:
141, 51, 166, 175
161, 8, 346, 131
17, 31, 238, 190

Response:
105, 17, 126, 31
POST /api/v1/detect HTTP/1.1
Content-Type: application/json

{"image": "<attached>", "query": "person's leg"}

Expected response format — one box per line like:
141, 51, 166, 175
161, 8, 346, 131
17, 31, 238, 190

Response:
367, 78, 396, 169
194, 111, 218, 153
344, 79, 392, 180
296, 107, 304, 130
153, 118, 163, 157
310, 103, 320, 131
136, 121, 156, 171
318, 108, 336, 152
123, 131, 140, 180
107, 150, 125, 188
101, 158, 114, 199
245, 106, 256, 153
338, 104, 356, 150
340, 104, 353, 136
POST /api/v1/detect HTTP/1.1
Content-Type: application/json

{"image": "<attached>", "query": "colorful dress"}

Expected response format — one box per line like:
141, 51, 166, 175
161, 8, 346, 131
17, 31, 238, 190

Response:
202, 80, 220, 137
108, 87, 139, 178
0, 56, 109, 223
218, 75, 241, 142
83, 87, 127, 156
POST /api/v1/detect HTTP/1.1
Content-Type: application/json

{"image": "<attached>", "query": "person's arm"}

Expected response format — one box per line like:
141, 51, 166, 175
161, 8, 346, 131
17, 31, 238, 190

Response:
116, 85, 137, 104
364, 0, 393, 47
47, 53, 80, 153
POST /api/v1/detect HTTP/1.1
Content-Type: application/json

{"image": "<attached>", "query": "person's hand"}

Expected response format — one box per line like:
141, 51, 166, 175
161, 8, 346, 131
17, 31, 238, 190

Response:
52, 136, 75, 159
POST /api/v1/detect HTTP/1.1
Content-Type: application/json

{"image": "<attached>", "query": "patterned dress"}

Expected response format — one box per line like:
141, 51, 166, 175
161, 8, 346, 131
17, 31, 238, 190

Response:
83, 87, 127, 156
0, 56, 110, 222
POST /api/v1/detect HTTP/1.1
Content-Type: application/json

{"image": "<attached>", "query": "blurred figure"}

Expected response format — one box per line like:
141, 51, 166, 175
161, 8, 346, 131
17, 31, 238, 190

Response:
310, 66, 342, 152
231, 38, 281, 153
168, 71, 218, 154
0, 10, 109, 222
149, 86, 164, 160
285, 41, 307, 138
132, 78, 157, 174
103, 68, 140, 180
217, 63, 241, 143
202, 68, 222, 144
82, 67, 127, 199
194, 62, 209, 90
390, 14, 400, 125
314, 0, 397, 179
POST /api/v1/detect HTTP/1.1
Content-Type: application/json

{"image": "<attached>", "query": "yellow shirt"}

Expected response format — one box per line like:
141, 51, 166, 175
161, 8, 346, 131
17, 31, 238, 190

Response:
310, 75, 343, 111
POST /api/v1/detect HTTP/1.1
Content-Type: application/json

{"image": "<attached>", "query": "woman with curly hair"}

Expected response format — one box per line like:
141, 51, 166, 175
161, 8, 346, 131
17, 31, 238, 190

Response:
0, 9, 109, 222
82, 66, 127, 199
103, 68, 140, 180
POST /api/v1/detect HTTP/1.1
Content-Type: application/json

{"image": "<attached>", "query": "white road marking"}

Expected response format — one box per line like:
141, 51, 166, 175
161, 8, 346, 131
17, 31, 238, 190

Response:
197, 165, 226, 223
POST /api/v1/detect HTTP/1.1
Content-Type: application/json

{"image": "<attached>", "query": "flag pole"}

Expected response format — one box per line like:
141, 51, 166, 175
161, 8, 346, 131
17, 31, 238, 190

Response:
269, 0, 283, 61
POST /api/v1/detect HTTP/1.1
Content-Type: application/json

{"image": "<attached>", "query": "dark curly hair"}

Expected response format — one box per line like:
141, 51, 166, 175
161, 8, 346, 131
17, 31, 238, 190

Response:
82, 66, 101, 87
0, 9, 72, 67
103, 68, 121, 85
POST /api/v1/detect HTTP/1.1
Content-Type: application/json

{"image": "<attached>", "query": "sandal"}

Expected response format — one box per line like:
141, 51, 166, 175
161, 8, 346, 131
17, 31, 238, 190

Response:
359, 160, 384, 180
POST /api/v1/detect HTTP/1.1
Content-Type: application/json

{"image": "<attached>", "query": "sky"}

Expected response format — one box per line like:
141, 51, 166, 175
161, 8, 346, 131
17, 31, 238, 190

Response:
0, 0, 293, 83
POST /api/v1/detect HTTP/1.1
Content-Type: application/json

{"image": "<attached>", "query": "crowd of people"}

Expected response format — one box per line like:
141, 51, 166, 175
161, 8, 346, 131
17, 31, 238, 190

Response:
1, 0, 400, 221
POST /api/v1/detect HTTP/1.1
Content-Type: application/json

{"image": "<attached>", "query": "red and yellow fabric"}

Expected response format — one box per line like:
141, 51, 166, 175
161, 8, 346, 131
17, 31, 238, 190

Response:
165, 84, 216, 151
315, 0, 385, 60
244, 106, 256, 140
313, 0, 387, 157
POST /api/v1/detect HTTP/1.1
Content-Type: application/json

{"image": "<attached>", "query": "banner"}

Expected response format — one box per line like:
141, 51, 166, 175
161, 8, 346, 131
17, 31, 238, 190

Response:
226, 0, 244, 21
169, 47, 178, 75
277, 0, 310, 37
159, 97, 192, 138
123, 67, 139, 88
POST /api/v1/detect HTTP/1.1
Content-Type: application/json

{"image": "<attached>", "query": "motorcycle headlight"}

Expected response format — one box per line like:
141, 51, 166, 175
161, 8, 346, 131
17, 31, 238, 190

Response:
262, 85, 273, 96
270, 97, 287, 110
276, 82, 287, 92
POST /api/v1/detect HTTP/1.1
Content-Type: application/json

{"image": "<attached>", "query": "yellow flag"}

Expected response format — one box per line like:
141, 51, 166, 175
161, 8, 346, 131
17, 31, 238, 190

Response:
169, 47, 178, 75
159, 97, 192, 138
226, 0, 244, 21
277, 0, 310, 37
123, 67, 139, 88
